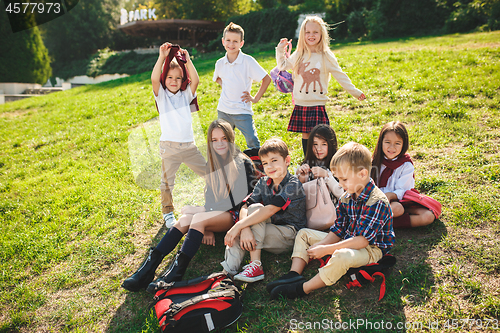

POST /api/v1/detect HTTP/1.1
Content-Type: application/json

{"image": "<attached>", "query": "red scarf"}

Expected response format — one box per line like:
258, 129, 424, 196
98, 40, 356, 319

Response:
378, 154, 413, 188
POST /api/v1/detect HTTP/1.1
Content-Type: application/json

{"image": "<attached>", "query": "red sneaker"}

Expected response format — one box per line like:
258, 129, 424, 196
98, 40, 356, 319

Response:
234, 260, 264, 282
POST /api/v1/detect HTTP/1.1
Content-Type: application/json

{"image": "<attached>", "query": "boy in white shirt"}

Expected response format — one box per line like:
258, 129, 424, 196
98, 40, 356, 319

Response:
213, 22, 271, 149
152, 42, 206, 228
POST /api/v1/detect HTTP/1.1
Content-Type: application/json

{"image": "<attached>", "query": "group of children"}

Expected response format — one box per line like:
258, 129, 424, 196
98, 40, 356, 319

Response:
121, 16, 437, 300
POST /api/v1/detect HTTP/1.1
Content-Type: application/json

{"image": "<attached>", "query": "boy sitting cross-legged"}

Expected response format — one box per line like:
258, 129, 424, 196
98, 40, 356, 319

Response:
267, 142, 395, 299
222, 138, 306, 282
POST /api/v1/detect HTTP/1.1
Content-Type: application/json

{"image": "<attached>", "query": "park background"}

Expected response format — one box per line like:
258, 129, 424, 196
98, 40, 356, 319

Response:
1, 0, 499, 332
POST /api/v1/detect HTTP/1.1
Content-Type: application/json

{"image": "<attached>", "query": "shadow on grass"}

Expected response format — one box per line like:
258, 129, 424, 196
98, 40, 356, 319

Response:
105, 230, 230, 333
228, 219, 448, 332
105, 219, 447, 332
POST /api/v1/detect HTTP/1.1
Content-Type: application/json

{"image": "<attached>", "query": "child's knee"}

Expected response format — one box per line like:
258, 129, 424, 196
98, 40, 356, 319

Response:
424, 210, 436, 224
390, 202, 404, 217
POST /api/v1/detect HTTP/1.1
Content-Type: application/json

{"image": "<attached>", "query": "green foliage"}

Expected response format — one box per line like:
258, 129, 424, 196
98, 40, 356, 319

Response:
153, 0, 254, 21
326, 0, 500, 41
0, 12, 52, 84
444, 0, 500, 33
41, 0, 120, 63
227, 6, 299, 44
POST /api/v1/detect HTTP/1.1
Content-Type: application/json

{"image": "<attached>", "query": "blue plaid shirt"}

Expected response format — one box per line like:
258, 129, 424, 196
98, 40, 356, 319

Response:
330, 179, 395, 254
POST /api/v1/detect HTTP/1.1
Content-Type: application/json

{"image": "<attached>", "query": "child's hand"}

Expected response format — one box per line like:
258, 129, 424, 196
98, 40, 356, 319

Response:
311, 166, 328, 178
202, 231, 216, 246
358, 93, 366, 101
159, 42, 172, 58
307, 244, 331, 259
224, 224, 241, 247
179, 48, 191, 62
277, 38, 291, 48
239, 227, 256, 251
241, 91, 257, 103
297, 164, 310, 175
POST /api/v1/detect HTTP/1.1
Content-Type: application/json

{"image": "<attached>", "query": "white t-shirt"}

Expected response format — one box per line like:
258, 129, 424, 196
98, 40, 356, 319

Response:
213, 51, 267, 115
154, 84, 195, 142
379, 161, 415, 201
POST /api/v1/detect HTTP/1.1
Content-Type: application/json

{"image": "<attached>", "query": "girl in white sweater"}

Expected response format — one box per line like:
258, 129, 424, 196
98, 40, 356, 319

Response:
276, 15, 366, 155
372, 121, 436, 228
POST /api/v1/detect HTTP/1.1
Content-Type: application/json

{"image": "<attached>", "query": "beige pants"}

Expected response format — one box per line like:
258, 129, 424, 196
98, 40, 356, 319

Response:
221, 203, 297, 275
291, 228, 383, 286
160, 141, 206, 214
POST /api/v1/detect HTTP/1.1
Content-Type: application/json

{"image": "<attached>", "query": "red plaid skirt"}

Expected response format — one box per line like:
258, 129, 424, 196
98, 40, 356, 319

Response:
287, 105, 329, 133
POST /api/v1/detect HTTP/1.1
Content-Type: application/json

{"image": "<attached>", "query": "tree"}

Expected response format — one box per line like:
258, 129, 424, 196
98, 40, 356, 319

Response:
153, 0, 254, 21
0, 10, 52, 84
40, 0, 120, 64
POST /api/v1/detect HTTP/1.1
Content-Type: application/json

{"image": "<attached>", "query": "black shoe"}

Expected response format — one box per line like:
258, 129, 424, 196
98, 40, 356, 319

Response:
122, 248, 165, 292
270, 280, 306, 300
147, 251, 191, 294
266, 271, 305, 293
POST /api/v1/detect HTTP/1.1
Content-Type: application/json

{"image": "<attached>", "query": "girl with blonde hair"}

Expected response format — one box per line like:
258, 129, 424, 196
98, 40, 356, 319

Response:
276, 15, 366, 155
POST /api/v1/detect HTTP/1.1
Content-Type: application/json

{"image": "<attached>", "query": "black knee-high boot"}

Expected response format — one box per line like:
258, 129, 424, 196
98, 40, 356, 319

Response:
122, 247, 165, 292
146, 229, 204, 294
147, 251, 191, 294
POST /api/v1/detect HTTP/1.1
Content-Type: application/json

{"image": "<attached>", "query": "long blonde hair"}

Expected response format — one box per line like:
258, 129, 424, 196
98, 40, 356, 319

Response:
206, 119, 248, 201
293, 16, 337, 75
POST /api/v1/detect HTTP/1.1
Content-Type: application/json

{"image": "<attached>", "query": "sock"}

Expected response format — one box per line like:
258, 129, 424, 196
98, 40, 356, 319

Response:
280, 271, 300, 280
180, 229, 204, 258
302, 138, 308, 156
156, 227, 183, 255
393, 213, 412, 229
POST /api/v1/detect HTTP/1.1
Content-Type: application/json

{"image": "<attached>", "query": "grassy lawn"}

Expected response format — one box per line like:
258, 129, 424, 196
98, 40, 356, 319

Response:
1, 31, 499, 332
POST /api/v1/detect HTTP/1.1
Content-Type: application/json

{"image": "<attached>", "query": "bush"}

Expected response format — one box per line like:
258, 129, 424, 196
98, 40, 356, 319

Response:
0, 12, 52, 84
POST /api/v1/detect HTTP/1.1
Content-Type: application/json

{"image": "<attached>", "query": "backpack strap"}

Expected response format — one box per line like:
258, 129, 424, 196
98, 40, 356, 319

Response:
347, 270, 387, 301
158, 285, 239, 326
154, 272, 228, 301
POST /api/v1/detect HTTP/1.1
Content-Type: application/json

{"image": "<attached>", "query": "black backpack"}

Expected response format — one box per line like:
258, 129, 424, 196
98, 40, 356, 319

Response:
243, 148, 264, 175
345, 254, 397, 301
153, 272, 243, 332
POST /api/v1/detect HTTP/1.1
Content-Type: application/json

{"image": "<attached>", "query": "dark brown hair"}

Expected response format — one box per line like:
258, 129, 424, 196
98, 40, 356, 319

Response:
259, 138, 289, 160
371, 121, 409, 183
303, 124, 337, 169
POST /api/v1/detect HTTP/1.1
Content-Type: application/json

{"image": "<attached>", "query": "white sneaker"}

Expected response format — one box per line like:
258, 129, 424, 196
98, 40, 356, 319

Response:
163, 212, 177, 228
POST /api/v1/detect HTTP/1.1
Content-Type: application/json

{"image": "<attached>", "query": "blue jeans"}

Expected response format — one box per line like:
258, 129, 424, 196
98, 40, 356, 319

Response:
217, 110, 260, 149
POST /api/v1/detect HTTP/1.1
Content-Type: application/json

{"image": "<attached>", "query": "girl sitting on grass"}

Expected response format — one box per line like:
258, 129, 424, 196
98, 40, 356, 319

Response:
122, 119, 257, 292
296, 124, 344, 202
371, 121, 436, 228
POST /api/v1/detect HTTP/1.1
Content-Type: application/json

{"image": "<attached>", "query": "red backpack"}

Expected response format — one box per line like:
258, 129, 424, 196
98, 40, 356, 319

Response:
153, 273, 243, 332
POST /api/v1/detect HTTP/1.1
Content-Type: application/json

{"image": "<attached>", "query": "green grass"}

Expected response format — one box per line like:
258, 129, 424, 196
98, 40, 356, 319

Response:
1, 31, 499, 332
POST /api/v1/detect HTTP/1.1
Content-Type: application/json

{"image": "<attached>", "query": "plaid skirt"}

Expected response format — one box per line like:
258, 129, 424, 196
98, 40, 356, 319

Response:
287, 105, 329, 133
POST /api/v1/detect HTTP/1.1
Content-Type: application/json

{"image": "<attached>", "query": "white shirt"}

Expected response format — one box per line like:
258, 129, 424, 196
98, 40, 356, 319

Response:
379, 161, 415, 201
154, 84, 195, 142
213, 51, 267, 115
